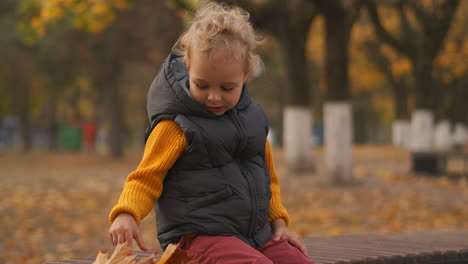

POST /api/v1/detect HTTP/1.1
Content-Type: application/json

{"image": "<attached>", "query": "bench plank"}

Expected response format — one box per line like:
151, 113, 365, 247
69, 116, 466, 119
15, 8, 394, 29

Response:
43, 231, 468, 264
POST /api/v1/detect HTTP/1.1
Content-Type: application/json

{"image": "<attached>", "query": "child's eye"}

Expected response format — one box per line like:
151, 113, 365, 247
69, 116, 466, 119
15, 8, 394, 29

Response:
222, 87, 234, 92
196, 83, 208, 89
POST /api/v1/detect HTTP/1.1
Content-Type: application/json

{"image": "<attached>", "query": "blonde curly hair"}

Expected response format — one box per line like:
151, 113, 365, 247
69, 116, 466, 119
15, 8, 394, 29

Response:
172, 2, 262, 80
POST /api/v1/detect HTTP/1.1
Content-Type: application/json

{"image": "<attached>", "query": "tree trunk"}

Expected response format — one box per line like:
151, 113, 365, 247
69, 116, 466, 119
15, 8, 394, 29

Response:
413, 57, 434, 110
324, 8, 349, 101
46, 89, 58, 150
279, 8, 315, 173
94, 23, 126, 159
281, 27, 311, 106
106, 76, 124, 159
391, 79, 411, 148
18, 87, 31, 153
18, 84, 31, 152
11, 64, 32, 152
411, 55, 435, 151
322, 3, 354, 183
452, 77, 468, 124
393, 80, 410, 120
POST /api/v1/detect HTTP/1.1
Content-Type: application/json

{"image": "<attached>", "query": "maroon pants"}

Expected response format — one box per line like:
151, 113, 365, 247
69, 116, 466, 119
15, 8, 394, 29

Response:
179, 234, 315, 264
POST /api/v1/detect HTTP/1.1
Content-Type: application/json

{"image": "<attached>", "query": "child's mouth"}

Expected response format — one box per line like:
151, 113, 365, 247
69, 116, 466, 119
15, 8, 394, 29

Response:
206, 106, 224, 113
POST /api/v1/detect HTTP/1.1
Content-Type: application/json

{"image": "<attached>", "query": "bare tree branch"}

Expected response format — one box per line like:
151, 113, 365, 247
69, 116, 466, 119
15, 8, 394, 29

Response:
406, 0, 429, 31
396, 1, 417, 55
347, 0, 365, 31
364, 0, 410, 56
429, 0, 460, 59
364, 41, 398, 88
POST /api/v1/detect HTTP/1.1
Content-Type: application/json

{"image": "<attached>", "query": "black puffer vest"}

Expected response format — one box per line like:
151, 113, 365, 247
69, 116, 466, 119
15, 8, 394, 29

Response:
145, 53, 272, 250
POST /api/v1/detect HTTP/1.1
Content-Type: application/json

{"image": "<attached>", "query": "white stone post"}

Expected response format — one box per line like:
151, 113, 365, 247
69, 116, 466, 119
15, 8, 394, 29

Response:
434, 120, 452, 151
283, 106, 314, 173
324, 102, 353, 183
410, 109, 434, 152
453, 123, 468, 148
392, 120, 410, 148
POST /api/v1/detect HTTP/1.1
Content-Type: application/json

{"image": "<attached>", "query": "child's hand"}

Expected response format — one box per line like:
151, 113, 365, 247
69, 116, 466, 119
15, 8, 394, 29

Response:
108, 212, 148, 251
271, 218, 308, 257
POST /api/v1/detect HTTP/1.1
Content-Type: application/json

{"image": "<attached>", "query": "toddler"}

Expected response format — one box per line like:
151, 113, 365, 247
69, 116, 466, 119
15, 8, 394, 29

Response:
108, 2, 314, 264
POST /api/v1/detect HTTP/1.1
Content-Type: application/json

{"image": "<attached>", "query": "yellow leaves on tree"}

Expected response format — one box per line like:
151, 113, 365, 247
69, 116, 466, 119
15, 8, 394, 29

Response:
434, 0, 468, 83
30, 0, 131, 36
378, 45, 412, 78
93, 243, 194, 264
306, 16, 324, 66
435, 40, 468, 83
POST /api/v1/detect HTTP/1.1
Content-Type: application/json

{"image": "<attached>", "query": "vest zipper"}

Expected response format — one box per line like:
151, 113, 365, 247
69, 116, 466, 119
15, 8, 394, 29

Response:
245, 169, 258, 244
228, 110, 257, 245
229, 110, 248, 158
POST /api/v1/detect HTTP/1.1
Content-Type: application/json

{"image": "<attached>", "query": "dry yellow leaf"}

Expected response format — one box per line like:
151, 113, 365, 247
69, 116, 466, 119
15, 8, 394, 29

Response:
135, 253, 158, 264
107, 243, 134, 264
92, 243, 157, 264
93, 250, 109, 264
91, 242, 194, 264
157, 244, 194, 264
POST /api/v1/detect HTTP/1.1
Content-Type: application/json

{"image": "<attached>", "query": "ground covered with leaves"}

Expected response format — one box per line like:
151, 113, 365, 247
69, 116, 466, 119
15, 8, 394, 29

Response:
0, 146, 467, 264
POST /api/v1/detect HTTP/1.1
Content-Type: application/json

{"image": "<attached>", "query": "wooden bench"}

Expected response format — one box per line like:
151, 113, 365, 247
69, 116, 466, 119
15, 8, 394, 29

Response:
44, 231, 468, 264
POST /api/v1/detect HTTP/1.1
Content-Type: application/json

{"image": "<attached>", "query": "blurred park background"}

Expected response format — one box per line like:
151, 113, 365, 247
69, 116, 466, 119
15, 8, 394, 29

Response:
0, 0, 467, 264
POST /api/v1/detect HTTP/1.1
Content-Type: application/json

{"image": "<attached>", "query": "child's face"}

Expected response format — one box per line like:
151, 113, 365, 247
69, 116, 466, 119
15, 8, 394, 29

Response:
188, 48, 246, 116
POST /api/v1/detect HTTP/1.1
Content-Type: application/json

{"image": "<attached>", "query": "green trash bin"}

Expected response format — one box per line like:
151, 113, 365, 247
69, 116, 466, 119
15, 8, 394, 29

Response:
57, 123, 82, 151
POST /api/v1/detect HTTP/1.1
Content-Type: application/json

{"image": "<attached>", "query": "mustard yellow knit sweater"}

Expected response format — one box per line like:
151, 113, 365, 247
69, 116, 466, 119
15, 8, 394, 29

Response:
109, 120, 290, 226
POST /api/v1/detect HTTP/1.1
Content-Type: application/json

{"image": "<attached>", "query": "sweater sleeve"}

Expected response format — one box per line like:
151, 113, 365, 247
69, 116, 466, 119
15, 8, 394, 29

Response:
108, 120, 188, 225
265, 139, 291, 226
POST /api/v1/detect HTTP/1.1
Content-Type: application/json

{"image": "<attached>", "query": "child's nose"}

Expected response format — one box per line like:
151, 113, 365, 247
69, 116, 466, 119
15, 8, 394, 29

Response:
207, 92, 222, 102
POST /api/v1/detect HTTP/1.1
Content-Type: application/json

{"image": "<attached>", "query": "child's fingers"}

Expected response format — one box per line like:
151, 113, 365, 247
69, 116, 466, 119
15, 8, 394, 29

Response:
134, 232, 148, 251
273, 231, 282, 241
289, 237, 308, 257
118, 232, 128, 245
112, 233, 117, 246
299, 244, 309, 257
125, 232, 133, 245
112, 232, 119, 246
109, 232, 115, 246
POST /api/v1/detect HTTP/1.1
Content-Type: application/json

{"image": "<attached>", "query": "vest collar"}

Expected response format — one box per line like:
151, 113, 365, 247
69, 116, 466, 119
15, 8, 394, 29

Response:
164, 53, 252, 118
